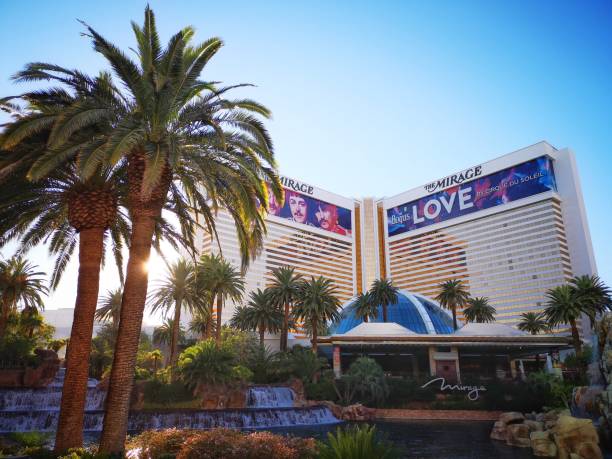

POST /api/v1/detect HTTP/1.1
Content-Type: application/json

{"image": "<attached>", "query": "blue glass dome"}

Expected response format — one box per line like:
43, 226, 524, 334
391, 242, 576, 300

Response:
330, 291, 453, 335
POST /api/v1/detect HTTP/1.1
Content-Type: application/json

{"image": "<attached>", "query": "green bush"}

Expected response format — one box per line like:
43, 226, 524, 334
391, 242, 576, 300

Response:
383, 377, 436, 407
305, 372, 338, 402
318, 424, 398, 459
334, 357, 388, 406
0, 334, 39, 367
178, 339, 240, 389
9, 431, 49, 448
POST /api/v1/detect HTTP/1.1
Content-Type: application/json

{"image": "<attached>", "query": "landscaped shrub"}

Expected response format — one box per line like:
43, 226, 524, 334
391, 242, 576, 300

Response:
0, 333, 39, 367
305, 372, 338, 402
383, 377, 436, 407
178, 339, 244, 389
129, 428, 317, 459
333, 357, 388, 406
8, 431, 49, 448
317, 424, 399, 459
142, 379, 195, 405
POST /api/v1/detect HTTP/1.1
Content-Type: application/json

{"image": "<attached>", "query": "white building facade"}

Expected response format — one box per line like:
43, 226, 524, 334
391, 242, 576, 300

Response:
197, 142, 597, 341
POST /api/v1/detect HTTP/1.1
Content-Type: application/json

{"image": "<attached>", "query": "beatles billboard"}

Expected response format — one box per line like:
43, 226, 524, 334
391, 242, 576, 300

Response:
387, 156, 557, 237
267, 186, 352, 236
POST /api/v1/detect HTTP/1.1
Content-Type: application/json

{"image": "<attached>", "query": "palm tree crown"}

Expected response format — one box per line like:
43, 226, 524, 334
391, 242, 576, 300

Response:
267, 266, 302, 351
463, 297, 496, 323
369, 278, 399, 323
231, 288, 282, 345
436, 279, 469, 331
517, 312, 550, 335
544, 284, 584, 353
95, 288, 123, 327
350, 291, 377, 323
293, 276, 341, 353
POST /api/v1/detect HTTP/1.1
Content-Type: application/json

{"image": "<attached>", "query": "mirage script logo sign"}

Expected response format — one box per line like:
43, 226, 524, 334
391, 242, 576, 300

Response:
280, 176, 314, 195
423, 165, 483, 193
421, 377, 487, 401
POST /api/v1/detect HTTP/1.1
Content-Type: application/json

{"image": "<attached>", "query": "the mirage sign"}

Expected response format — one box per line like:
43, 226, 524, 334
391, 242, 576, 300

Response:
387, 156, 556, 237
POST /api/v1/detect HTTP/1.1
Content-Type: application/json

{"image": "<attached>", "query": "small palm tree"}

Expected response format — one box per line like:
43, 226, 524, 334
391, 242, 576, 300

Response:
95, 288, 123, 328
147, 349, 163, 374
436, 279, 470, 331
350, 292, 377, 323
463, 297, 496, 323
293, 276, 341, 353
148, 259, 203, 368
189, 309, 214, 341
231, 289, 283, 345
544, 285, 585, 353
0, 257, 47, 336
19, 306, 45, 338
517, 312, 550, 335
369, 278, 398, 323
267, 266, 302, 351
153, 318, 185, 353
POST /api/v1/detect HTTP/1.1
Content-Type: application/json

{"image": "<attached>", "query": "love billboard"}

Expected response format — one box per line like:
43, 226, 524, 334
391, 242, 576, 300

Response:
387, 156, 557, 237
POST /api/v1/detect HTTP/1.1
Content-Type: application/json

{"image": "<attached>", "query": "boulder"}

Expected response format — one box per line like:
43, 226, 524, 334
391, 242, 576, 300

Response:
499, 412, 525, 425
490, 421, 508, 442
530, 431, 557, 457
288, 379, 306, 407
0, 349, 60, 388
552, 415, 603, 459
506, 423, 531, 448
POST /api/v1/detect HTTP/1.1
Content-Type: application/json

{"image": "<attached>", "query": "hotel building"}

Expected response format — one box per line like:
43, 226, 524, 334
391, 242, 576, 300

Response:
197, 141, 597, 341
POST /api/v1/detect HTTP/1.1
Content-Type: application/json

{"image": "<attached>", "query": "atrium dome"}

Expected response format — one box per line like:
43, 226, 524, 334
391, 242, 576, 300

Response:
330, 291, 453, 335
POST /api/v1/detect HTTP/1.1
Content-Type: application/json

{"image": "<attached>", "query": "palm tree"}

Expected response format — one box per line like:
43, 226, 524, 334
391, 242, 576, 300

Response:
463, 297, 496, 323
293, 276, 342, 353
268, 266, 302, 351
95, 288, 123, 328
517, 312, 550, 335
19, 306, 45, 338
517, 311, 550, 367
148, 259, 203, 368
189, 309, 214, 340
350, 292, 377, 323
436, 279, 470, 331
3, 7, 281, 452
153, 318, 185, 349
231, 289, 283, 345
544, 285, 585, 353
369, 278, 398, 323
570, 275, 612, 327
0, 257, 47, 336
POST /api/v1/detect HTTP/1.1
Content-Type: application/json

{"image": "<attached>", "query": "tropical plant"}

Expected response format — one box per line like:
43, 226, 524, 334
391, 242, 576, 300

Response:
153, 318, 185, 351
333, 357, 388, 406
286, 344, 328, 384
178, 339, 240, 390
293, 276, 341, 353
149, 259, 204, 368
463, 297, 496, 323
517, 311, 550, 335
369, 278, 398, 323
95, 288, 123, 328
544, 285, 585, 353
231, 288, 282, 345
350, 291, 377, 323
267, 266, 302, 351
2, 6, 282, 451
435, 279, 469, 331
318, 424, 398, 459
18, 306, 45, 338
0, 257, 47, 336
188, 309, 214, 340
245, 344, 279, 384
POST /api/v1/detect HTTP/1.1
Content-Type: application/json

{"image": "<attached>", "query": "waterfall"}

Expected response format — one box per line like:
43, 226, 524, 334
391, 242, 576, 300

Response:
0, 372, 339, 433
246, 387, 295, 408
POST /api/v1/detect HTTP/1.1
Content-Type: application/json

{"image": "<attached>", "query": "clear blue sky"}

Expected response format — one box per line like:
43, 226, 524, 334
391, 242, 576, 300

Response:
1, 0, 611, 318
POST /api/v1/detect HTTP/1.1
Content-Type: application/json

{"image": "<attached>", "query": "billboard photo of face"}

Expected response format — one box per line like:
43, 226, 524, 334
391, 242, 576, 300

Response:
387, 156, 556, 237
267, 188, 352, 236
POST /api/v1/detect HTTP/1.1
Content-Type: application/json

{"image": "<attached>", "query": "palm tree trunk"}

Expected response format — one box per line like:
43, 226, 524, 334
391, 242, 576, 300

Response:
311, 316, 318, 354
215, 294, 223, 346
169, 297, 182, 374
570, 318, 582, 354
281, 302, 289, 351
259, 325, 265, 346
382, 304, 388, 322
204, 295, 215, 340
99, 214, 158, 454
0, 298, 10, 337
452, 304, 458, 331
364, 315, 369, 323
55, 227, 105, 452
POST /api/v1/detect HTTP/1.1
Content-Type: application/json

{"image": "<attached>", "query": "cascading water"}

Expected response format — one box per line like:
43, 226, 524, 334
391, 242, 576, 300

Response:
0, 372, 339, 432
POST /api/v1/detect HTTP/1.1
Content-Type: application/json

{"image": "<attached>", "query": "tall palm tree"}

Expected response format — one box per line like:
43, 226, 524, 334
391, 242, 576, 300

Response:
544, 285, 585, 353
210, 258, 244, 346
570, 275, 612, 327
148, 259, 203, 368
463, 297, 496, 323
293, 276, 341, 353
369, 278, 399, 323
188, 309, 214, 340
517, 311, 550, 367
517, 311, 550, 335
268, 266, 302, 351
3, 7, 281, 452
231, 288, 283, 345
19, 305, 45, 339
0, 257, 47, 336
350, 291, 377, 323
95, 288, 123, 328
436, 279, 470, 331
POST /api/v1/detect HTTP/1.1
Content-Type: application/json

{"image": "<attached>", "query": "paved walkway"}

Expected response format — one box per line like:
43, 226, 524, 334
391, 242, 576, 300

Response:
375, 409, 502, 421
